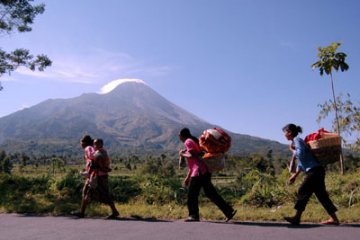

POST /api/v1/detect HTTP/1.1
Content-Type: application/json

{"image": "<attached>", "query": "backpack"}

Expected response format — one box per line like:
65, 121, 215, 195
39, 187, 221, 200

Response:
199, 128, 231, 172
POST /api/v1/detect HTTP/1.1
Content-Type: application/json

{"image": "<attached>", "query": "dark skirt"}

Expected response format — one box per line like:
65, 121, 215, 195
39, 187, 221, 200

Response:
82, 175, 114, 204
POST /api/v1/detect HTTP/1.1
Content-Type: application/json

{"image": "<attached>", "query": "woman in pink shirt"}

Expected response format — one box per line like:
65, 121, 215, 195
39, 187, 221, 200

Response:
73, 135, 95, 218
179, 128, 237, 222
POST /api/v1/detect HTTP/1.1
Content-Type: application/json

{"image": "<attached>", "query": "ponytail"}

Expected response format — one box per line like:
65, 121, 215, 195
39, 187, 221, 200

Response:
282, 124, 302, 137
179, 128, 199, 145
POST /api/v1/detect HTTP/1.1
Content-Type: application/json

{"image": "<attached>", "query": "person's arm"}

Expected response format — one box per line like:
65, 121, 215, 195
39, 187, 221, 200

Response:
294, 138, 306, 162
179, 149, 198, 158
288, 139, 305, 184
288, 169, 302, 184
183, 169, 192, 187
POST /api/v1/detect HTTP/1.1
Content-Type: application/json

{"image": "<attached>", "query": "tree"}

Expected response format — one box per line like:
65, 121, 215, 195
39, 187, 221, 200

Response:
311, 42, 349, 173
0, 0, 52, 90
318, 93, 360, 153
0, 150, 13, 173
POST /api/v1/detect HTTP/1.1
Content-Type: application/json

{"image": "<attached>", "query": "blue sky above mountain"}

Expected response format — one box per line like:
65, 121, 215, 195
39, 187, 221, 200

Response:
1, 0, 359, 144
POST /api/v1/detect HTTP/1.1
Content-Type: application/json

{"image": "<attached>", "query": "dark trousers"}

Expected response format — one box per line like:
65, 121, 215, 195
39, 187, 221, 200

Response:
295, 166, 337, 215
188, 172, 233, 218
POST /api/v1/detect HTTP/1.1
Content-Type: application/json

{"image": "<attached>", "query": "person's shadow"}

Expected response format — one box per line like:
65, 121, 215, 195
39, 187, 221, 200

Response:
207, 220, 360, 228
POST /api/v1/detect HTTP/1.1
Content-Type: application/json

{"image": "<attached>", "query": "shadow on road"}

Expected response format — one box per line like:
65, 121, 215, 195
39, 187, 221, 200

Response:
233, 221, 321, 228
109, 215, 171, 223
14, 214, 360, 227
207, 220, 360, 228
15, 213, 171, 223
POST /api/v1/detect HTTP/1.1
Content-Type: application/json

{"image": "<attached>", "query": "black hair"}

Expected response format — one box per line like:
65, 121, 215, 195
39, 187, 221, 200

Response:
94, 138, 104, 147
282, 124, 303, 137
81, 135, 93, 146
179, 128, 199, 144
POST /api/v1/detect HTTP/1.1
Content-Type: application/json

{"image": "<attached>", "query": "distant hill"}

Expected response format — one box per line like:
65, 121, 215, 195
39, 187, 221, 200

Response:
0, 81, 288, 157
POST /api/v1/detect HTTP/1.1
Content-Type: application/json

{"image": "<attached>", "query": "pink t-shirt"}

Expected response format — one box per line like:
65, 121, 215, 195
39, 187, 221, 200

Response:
184, 138, 208, 177
84, 145, 95, 172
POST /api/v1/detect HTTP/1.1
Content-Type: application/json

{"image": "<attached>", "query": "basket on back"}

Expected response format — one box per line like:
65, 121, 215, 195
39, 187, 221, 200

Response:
199, 128, 231, 173
305, 129, 342, 165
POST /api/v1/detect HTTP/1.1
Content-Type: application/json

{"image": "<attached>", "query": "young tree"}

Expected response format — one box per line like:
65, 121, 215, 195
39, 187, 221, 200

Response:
0, 0, 52, 90
318, 93, 360, 153
311, 42, 349, 174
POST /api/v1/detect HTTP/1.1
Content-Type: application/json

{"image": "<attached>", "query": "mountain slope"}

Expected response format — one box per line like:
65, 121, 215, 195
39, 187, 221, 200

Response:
0, 81, 287, 156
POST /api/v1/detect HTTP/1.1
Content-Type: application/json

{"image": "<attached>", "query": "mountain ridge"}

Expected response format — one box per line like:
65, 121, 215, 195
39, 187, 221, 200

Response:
0, 81, 287, 157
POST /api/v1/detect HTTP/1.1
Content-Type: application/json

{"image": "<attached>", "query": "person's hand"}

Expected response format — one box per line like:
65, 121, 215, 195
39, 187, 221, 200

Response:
183, 177, 190, 187
288, 174, 297, 185
179, 149, 185, 156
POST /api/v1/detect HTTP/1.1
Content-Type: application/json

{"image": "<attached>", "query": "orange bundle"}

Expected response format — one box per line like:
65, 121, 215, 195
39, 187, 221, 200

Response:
199, 128, 231, 173
199, 128, 231, 154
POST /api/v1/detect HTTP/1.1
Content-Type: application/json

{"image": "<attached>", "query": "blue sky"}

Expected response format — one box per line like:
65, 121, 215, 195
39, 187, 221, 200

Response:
0, 0, 359, 144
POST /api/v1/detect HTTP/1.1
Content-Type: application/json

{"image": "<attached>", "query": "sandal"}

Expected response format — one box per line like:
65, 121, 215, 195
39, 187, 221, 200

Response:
284, 216, 300, 225
321, 219, 339, 225
106, 211, 120, 220
184, 216, 200, 222
225, 209, 237, 222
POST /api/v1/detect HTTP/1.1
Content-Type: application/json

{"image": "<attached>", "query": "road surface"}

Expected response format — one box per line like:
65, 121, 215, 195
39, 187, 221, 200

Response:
0, 214, 359, 240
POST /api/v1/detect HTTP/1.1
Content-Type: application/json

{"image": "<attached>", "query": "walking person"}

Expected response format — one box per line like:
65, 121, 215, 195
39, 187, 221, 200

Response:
178, 128, 237, 222
75, 135, 95, 218
282, 124, 339, 225
75, 136, 119, 219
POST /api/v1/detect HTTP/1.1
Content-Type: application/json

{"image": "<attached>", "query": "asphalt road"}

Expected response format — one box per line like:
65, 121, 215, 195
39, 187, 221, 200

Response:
1, 214, 359, 240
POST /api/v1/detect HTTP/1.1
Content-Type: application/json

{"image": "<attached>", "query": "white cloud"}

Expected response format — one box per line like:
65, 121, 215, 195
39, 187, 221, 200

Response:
13, 49, 172, 84
99, 78, 146, 94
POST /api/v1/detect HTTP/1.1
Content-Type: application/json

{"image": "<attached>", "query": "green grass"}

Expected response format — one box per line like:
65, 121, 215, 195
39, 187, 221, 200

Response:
1, 165, 360, 223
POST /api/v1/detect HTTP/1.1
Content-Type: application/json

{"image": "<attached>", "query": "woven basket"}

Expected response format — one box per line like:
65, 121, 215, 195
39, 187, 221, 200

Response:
308, 135, 342, 165
202, 153, 225, 173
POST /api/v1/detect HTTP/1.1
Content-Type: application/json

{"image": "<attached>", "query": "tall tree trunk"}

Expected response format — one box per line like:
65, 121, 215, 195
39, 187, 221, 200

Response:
330, 73, 344, 174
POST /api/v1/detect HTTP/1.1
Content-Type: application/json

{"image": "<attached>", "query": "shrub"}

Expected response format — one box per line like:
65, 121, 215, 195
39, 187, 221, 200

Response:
55, 169, 83, 201
239, 170, 292, 208
136, 175, 182, 205
109, 176, 141, 203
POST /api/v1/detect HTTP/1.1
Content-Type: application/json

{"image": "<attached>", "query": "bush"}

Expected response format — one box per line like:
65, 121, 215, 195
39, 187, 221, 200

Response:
238, 170, 293, 208
136, 175, 182, 205
55, 169, 83, 201
0, 174, 53, 213
109, 176, 141, 203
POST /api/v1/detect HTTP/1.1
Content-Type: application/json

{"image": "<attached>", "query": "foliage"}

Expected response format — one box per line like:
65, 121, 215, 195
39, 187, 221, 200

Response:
1, 162, 360, 221
237, 169, 293, 208
312, 42, 349, 173
0, 173, 53, 213
109, 176, 141, 203
0, 0, 45, 33
0, 150, 13, 173
311, 42, 349, 134
141, 154, 176, 178
0, 0, 51, 89
318, 93, 360, 152
135, 174, 182, 205
311, 42, 349, 76
55, 169, 83, 200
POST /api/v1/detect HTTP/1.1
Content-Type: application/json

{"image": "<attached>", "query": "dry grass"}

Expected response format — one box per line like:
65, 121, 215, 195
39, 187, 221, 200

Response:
77, 202, 360, 223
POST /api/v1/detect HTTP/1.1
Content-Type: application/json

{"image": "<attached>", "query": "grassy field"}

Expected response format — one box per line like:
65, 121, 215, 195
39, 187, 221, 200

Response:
1, 164, 360, 223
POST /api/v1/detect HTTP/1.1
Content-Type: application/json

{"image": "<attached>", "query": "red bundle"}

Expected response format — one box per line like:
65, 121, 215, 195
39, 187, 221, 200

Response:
199, 128, 231, 154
